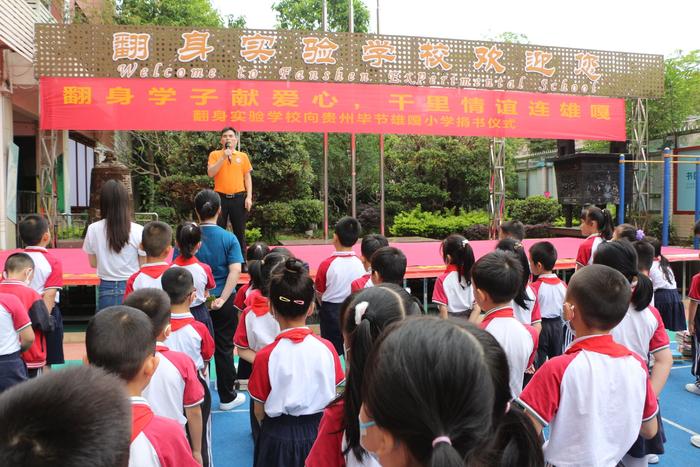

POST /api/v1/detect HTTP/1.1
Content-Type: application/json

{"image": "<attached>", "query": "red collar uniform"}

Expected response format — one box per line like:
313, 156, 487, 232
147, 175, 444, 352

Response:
142, 344, 205, 428
315, 252, 366, 304
576, 233, 604, 268
518, 334, 658, 467
129, 396, 199, 467
164, 313, 214, 374
124, 262, 171, 299
350, 273, 373, 293
432, 265, 475, 314
234, 294, 279, 352
0, 280, 51, 369
480, 306, 538, 397
170, 257, 216, 307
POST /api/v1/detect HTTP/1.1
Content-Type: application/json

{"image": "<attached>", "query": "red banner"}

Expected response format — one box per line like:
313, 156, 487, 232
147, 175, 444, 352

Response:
40, 77, 625, 140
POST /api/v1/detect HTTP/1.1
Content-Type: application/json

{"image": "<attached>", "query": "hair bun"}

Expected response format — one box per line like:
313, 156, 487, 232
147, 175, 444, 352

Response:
284, 258, 304, 273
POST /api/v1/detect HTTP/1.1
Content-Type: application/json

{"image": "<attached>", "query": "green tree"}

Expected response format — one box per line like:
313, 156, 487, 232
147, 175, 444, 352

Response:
648, 50, 700, 138
273, 0, 370, 32
115, 0, 224, 27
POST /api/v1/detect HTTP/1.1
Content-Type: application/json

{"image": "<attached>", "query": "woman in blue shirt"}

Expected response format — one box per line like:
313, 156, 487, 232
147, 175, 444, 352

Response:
182, 189, 246, 411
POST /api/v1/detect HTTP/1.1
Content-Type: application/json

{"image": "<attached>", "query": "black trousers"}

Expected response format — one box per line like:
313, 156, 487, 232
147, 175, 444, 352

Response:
536, 317, 564, 368
319, 302, 344, 356
210, 294, 239, 404
187, 373, 212, 467
217, 192, 247, 261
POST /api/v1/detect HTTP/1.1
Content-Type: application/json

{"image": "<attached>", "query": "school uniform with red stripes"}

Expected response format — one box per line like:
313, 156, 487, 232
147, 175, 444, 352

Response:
350, 273, 373, 293
480, 306, 538, 397
432, 264, 475, 317
0, 280, 52, 375
249, 327, 345, 467
518, 334, 658, 467
129, 396, 199, 467
171, 256, 216, 337
531, 274, 567, 365
0, 293, 31, 392
575, 233, 604, 268
123, 262, 171, 299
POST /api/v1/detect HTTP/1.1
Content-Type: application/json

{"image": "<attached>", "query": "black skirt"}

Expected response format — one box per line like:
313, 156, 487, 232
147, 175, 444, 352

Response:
254, 412, 323, 467
653, 288, 686, 331
627, 410, 666, 457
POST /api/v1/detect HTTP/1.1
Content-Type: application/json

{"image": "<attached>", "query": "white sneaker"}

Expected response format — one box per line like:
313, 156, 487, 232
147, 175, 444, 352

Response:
691, 435, 700, 448
647, 454, 659, 464
685, 382, 700, 396
219, 392, 246, 411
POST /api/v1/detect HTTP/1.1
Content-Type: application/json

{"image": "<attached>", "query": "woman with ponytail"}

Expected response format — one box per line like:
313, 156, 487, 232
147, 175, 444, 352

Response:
646, 237, 687, 331
249, 258, 344, 467
594, 240, 672, 467
186, 189, 245, 411
576, 205, 614, 269
433, 234, 477, 319
358, 317, 496, 467
307, 284, 420, 467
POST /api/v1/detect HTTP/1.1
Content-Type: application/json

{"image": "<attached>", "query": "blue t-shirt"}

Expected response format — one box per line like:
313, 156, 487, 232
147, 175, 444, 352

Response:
174, 224, 243, 296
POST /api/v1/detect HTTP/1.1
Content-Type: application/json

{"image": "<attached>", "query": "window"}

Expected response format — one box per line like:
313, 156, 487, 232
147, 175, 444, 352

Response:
68, 137, 95, 208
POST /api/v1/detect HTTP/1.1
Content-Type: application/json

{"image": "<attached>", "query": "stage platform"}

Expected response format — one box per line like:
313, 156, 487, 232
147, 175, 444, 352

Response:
1, 237, 698, 286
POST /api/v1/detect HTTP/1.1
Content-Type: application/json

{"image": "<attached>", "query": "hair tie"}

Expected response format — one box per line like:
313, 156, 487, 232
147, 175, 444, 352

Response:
278, 296, 290, 302
513, 241, 523, 250
461, 239, 469, 247
354, 301, 369, 325
635, 229, 645, 241
432, 436, 452, 448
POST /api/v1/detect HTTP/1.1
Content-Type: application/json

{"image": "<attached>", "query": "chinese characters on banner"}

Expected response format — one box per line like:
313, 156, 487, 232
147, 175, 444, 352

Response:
35, 25, 665, 99
41, 77, 625, 141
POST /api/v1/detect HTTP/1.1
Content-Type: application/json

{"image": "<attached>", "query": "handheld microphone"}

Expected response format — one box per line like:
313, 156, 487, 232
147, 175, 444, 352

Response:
225, 142, 231, 163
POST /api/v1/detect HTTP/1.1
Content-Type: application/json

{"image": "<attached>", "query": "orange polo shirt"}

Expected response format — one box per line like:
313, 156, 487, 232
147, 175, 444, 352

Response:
208, 150, 252, 195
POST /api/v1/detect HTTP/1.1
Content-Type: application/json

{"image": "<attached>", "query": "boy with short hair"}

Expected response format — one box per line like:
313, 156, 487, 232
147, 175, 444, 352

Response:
0, 253, 52, 377
124, 288, 207, 467
315, 216, 366, 355
86, 305, 199, 467
0, 292, 34, 392
370, 246, 407, 287
472, 250, 538, 397
124, 221, 173, 299
518, 265, 659, 466
499, 220, 525, 241
18, 214, 64, 368
0, 365, 132, 466
351, 234, 388, 292
529, 241, 567, 366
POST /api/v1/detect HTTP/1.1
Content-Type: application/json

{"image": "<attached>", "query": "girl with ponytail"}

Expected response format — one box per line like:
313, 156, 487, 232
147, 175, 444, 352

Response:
594, 240, 672, 467
433, 234, 477, 319
646, 237, 687, 331
307, 284, 420, 467
576, 205, 614, 269
358, 317, 495, 467
249, 258, 344, 467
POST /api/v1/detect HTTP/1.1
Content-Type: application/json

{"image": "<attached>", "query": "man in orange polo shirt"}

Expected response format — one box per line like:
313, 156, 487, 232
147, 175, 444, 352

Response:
207, 127, 253, 262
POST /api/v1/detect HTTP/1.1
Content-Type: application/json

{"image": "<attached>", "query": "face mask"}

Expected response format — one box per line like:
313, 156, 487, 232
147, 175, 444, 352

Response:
358, 414, 381, 461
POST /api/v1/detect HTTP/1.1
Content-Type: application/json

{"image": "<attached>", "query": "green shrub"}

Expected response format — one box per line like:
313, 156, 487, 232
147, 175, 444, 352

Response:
507, 196, 561, 225
553, 216, 580, 227
57, 224, 85, 240
646, 217, 679, 245
257, 202, 295, 239
151, 206, 177, 225
289, 199, 323, 232
245, 227, 262, 244
390, 206, 489, 239
463, 224, 489, 240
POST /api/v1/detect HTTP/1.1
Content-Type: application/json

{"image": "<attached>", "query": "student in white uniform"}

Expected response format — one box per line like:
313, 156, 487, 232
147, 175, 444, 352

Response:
307, 284, 421, 467
124, 289, 206, 466
351, 234, 388, 293
646, 237, 686, 331
432, 234, 476, 319
249, 259, 344, 467
473, 251, 538, 397
594, 241, 673, 467
518, 265, 659, 467
495, 238, 541, 334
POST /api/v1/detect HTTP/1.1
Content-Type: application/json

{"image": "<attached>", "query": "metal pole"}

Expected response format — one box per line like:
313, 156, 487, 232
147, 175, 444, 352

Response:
349, 0, 354, 33
695, 153, 700, 249
376, 0, 380, 33
380, 134, 385, 235
323, 133, 329, 240
322, 0, 327, 32
351, 133, 357, 218
662, 147, 671, 246
618, 154, 625, 225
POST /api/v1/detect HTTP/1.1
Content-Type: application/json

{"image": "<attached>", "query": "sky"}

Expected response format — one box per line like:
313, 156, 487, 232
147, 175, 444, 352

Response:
211, 0, 699, 57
